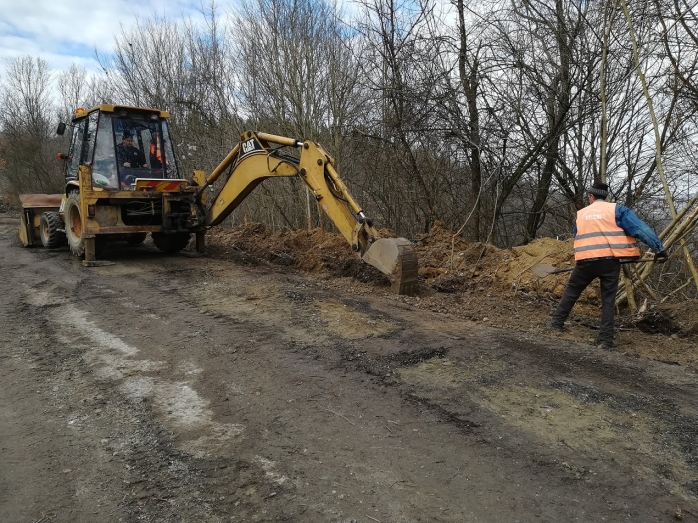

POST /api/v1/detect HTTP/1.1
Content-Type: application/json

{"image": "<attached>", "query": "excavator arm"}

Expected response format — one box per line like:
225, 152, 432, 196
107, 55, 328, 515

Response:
195, 131, 418, 295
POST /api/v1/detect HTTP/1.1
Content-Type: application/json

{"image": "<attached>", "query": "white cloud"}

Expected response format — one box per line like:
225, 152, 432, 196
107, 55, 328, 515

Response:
0, 0, 218, 74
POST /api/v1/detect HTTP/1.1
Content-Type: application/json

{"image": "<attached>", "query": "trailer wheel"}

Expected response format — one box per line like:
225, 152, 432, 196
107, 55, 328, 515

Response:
40, 212, 66, 248
152, 232, 191, 253
64, 192, 85, 257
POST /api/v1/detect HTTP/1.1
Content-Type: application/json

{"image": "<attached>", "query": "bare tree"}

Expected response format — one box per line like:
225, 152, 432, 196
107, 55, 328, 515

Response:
233, 0, 361, 140
230, 0, 367, 229
350, 0, 454, 235
56, 64, 90, 123
0, 56, 63, 196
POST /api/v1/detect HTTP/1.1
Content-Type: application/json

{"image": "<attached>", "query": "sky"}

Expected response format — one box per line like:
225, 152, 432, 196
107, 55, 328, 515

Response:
0, 0, 230, 75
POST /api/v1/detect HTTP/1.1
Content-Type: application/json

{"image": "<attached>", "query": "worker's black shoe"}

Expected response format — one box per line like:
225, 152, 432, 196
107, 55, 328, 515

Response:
597, 339, 617, 350
547, 321, 564, 333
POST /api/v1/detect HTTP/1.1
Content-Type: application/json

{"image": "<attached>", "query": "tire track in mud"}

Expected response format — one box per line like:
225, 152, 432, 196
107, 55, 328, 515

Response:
392, 333, 698, 510
0, 220, 287, 521
0, 279, 127, 522
14, 274, 299, 522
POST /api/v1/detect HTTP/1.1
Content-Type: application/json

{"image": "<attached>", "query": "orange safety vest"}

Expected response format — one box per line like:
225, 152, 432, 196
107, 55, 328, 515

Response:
574, 201, 640, 261
150, 139, 163, 163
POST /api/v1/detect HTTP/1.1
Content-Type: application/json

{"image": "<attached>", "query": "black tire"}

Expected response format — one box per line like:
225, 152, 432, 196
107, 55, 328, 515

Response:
126, 233, 147, 245
152, 232, 191, 253
40, 212, 66, 248
64, 191, 85, 257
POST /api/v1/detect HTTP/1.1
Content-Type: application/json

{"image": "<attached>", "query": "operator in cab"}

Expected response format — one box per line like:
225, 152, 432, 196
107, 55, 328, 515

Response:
116, 132, 147, 169
149, 131, 166, 168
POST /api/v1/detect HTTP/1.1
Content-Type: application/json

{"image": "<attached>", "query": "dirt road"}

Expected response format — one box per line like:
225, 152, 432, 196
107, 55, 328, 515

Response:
1, 214, 697, 523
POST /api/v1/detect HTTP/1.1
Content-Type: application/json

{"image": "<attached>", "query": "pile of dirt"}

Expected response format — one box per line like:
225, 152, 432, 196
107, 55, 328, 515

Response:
208, 222, 352, 269
411, 222, 605, 309
207, 221, 607, 308
206, 223, 383, 282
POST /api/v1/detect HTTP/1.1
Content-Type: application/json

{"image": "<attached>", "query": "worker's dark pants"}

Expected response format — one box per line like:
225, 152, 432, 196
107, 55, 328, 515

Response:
551, 258, 621, 343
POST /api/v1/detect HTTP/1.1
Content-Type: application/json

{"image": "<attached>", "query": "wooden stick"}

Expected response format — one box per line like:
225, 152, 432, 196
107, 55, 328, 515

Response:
317, 405, 356, 426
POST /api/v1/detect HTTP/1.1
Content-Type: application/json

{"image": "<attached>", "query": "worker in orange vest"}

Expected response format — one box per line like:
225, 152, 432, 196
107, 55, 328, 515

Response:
149, 132, 167, 168
548, 181, 667, 349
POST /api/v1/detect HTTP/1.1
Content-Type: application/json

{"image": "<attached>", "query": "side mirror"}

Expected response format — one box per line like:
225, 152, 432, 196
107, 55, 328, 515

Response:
56, 122, 66, 136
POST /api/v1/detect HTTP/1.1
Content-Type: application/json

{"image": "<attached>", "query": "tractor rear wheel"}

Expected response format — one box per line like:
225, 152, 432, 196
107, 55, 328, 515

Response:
152, 232, 191, 253
40, 211, 66, 248
126, 233, 147, 245
64, 192, 85, 257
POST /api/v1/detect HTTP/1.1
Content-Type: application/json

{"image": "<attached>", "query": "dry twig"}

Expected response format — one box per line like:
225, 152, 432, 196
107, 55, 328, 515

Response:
447, 467, 461, 483
317, 405, 356, 426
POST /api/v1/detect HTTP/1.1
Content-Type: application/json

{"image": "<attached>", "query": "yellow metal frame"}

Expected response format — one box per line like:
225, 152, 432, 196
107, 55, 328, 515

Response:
203, 131, 380, 255
75, 104, 170, 119
69, 167, 200, 246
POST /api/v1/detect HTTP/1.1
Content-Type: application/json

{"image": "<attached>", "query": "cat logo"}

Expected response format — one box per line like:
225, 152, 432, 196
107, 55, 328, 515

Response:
240, 138, 261, 157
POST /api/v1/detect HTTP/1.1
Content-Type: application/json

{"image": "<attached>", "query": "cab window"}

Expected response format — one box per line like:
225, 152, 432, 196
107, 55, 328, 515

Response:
113, 116, 169, 188
91, 113, 118, 189
84, 110, 99, 166
65, 118, 86, 182
161, 120, 179, 179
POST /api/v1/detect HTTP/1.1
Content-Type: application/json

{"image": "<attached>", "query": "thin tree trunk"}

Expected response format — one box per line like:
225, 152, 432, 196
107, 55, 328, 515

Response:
619, 0, 698, 292
599, 0, 619, 183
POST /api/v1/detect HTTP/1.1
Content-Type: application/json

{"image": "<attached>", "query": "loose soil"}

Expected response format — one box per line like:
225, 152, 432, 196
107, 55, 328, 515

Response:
1, 213, 697, 523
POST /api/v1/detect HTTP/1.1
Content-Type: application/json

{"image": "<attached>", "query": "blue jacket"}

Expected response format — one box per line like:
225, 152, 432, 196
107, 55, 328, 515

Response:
573, 204, 664, 253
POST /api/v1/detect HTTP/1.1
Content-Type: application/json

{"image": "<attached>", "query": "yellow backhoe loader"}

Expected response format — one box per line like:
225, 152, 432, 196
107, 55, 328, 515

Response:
18, 105, 418, 295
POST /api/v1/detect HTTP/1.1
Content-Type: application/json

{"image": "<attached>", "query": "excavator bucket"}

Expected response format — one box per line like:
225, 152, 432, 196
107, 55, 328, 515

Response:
362, 238, 419, 295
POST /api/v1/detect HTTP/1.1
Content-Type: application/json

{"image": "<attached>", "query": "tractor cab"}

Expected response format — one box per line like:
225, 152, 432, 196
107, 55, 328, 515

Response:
58, 105, 179, 191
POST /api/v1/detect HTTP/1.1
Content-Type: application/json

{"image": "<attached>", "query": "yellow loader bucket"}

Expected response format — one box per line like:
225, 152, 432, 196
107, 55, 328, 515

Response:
362, 238, 419, 295
18, 194, 63, 247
